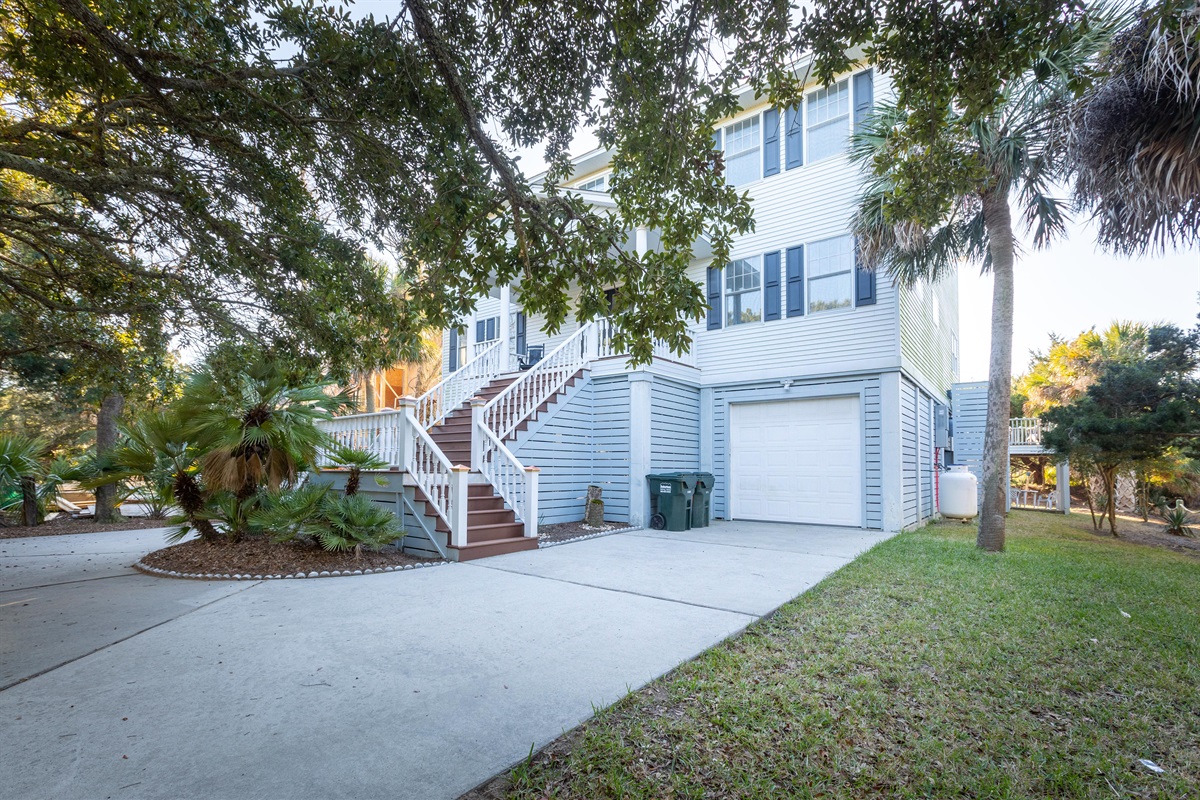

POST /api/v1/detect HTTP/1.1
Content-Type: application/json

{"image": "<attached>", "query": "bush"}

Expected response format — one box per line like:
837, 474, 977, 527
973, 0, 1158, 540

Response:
250, 482, 404, 557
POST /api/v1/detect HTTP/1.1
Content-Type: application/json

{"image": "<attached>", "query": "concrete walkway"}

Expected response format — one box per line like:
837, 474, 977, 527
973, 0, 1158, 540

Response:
0, 521, 893, 800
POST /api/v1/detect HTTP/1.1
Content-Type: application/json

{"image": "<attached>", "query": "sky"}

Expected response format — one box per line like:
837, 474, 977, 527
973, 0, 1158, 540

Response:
957, 221, 1200, 381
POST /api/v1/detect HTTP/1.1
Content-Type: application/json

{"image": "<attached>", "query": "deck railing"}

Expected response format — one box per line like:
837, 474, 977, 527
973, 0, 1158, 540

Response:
595, 317, 695, 366
317, 409, 406, 466
1009, 417, 1045, 448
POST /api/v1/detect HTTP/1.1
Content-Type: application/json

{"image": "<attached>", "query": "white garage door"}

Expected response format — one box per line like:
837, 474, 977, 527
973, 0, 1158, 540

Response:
730, 396, 863, 526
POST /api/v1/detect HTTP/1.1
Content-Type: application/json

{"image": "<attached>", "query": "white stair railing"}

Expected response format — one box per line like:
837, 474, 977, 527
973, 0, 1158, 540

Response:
483, 322, 596, 441
474, 409, 539, 537
415, 339, 503, 429
404, 408, 459, 540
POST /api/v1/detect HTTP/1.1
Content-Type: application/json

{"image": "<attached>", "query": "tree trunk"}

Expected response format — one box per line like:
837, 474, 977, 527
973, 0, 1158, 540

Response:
1100, 464, 1119, 537
977, 189, 1016, 552
364, 372, 376, 414
93, 392, 124, 523
20, 475, 39, 526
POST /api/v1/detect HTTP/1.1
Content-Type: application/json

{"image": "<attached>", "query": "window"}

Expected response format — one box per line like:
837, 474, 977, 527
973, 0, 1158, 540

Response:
951, 331, 960, 376
724, 257, 762, 326
724, 116, 761, 186
476, 316, 498, 341
806, 79, 850, 162
806, 236, 854, 313
578, 175, 607, 191
932, 291, 941, 328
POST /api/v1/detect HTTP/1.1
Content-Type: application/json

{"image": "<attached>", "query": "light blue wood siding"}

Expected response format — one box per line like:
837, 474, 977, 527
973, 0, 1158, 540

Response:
901, 377, 919, 526
511, 381, 597, 524
709, 373, 884, 529
950, 381, 988, 503
650, 379, 701, 472
919, 391, 934, 519
509, 374, 633, 524
899, 272, 960, 398
592, 376, 632, 520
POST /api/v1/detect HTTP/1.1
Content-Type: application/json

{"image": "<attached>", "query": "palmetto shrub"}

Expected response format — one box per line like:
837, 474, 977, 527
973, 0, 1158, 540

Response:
250, 483, 404, 558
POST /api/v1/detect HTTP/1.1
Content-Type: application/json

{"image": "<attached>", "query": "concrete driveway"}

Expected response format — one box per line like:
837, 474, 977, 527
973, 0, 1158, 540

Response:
1, 521, 893, 800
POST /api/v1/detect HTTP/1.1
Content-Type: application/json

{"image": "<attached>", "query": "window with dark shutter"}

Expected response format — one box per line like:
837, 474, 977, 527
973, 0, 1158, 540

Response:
763, 251, 781, 320
786, 246, 804, 317
763, 108, 780, 177
854, 242, 877, 306
853, 70, 875, 129
785, 106, 803, 169
706, 265, 722, 330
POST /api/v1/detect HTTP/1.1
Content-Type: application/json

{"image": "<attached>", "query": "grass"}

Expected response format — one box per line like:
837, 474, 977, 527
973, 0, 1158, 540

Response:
501, 511, 1199, 799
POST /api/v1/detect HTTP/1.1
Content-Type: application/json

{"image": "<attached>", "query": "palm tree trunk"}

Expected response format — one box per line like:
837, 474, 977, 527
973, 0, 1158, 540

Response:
978, 189, 1015, 552
364, 372, 376, 414
94, 392, 124, 523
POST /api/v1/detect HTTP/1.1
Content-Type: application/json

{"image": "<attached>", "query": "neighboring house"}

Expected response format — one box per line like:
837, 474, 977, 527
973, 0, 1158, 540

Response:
317, 64, 960, 561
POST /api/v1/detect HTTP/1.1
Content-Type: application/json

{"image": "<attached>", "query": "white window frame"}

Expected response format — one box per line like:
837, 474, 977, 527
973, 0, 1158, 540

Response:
806, 79, 850, 163
578, 174, 608, 191
805, 235, 855, 315
723, 114, 762, 187
724, 255, 763, 327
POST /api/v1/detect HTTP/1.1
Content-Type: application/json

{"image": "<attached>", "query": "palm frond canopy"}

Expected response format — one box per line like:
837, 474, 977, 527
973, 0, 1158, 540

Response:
1066, 3, 1200, 254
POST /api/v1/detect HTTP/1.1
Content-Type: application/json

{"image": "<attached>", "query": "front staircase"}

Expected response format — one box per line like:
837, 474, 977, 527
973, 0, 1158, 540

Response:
319, 322, 600, 562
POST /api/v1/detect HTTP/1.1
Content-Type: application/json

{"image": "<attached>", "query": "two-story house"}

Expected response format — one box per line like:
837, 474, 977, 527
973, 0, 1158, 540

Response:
319, 65, 958, 561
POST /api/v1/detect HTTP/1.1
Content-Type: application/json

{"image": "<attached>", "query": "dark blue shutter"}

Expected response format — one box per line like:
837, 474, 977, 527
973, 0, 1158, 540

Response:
784, 106, 803, 169
706, 266, 722, 330
853, 70, 874, 129
763, 251, 781, 321
854, 242, 876, 306
762, 108, 781, 177
475, 319, 484, 342
786, 246, 804, 317
515, 312, 527, 355
486, 316, 497, 340
448, 328, 459, 371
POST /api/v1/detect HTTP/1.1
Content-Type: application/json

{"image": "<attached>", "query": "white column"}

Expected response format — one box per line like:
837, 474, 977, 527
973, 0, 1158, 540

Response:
699, 387, 714, 475
469, 396, 486, 472
524, 466, 540, 537
395, 396, 417, 470
628, 372, 653, 527
498, 284, 512, 371
449, 465, 470, 548
879, 372, 905, 531
1057, 458, 1071, 514
635, 225, 649, 257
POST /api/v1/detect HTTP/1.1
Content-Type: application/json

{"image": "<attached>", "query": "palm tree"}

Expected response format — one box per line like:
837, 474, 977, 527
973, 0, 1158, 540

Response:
0, 433, 46, 525
181, 359, 348, 500
327, 445, 388, 496
89, 411, 220, 541
1016, 321, 1149, 415
1065, 2, 1200, 254
851, 18, 1119, 551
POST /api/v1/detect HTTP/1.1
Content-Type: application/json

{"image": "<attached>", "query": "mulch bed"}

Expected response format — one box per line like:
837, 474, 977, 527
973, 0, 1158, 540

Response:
0, 516, 171, 540
537, 520, 630, 545
138, 535, 443, 578
1079, 512, 1200, 560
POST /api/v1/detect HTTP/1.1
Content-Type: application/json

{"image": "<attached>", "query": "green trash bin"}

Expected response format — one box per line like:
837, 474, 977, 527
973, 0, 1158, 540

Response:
646, 472, 697, 531
692, 472, 714, 528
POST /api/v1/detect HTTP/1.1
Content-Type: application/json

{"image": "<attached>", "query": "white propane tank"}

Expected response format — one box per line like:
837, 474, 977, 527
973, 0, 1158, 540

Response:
939, 466, 978, 520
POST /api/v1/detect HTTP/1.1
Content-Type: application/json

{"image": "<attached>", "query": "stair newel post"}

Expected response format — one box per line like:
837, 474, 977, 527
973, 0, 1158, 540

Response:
524, 466, 540, 538
449, 465, 470, 547
470, 396, 487, 473
395, 396, 417, 470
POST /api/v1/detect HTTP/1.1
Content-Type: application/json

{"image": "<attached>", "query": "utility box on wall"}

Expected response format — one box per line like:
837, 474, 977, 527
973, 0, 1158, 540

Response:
934, 404, 952, 450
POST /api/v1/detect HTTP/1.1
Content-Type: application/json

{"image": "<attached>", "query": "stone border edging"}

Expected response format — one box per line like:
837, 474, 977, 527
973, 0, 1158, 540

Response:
537, 525, 643, 548
132, 559, 450, 581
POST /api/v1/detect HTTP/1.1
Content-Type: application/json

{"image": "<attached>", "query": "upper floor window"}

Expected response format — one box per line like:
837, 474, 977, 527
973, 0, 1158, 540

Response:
578, 175, 607, 191
724, 116, 761, 186
807, 79, 850, 162
806, 236, 854, 313
725, 257, 762, 326
475, 315, 498, 341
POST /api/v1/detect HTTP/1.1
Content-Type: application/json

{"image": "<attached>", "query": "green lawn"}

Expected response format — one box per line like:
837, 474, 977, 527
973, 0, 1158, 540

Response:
502, 511, 1199, 799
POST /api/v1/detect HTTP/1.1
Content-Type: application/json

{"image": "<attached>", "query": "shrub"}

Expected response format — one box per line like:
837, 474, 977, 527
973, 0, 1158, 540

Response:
1161, 501, 1195, 537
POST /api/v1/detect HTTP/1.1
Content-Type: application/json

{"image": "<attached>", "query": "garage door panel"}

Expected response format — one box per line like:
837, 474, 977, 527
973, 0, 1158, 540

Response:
730, 396, 862, 527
